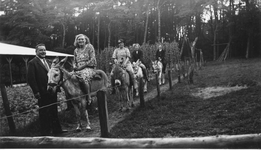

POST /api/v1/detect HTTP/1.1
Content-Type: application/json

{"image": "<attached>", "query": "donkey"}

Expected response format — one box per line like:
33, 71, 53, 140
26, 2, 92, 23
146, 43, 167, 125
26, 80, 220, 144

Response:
151, 60, 165, 85
132, 60, 148, 97
111, 63, 134, 111
47, 57, 109, 131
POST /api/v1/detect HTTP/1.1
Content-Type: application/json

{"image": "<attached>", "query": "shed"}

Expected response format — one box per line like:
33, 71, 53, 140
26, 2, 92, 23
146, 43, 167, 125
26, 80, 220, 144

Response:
0, 42, 73, 86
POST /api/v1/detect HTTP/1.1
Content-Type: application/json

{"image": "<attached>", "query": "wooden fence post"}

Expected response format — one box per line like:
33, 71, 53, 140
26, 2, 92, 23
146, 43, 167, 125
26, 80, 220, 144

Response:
22, 57, 29, 84
139, 78, 145, 107
6, 57, 13, 87
155, 72, 160, 100
97, 90, 109, 138
0, 84, 16, 134
168, 69, 172, 90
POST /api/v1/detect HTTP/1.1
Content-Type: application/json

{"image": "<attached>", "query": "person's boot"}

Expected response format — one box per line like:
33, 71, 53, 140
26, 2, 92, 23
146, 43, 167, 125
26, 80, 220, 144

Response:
142, 67, 149, 82
110, 77, 116, 95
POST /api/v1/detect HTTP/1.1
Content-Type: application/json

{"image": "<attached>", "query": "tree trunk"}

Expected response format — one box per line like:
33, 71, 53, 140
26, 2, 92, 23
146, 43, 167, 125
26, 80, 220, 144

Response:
246, 36, 250, 59
180, 37, 186, 59
92, 16, 95, 45
157, 0, 161, 42
228, 0, 235, 58
97, 15, 100, 53
212, 1, 219, 61
108, 21, 111, 47
143, 5, 150, 45
191, 37, 198, 61
61, 22, 66, 48
195, 12, 201, 37
213, 27, 217, 60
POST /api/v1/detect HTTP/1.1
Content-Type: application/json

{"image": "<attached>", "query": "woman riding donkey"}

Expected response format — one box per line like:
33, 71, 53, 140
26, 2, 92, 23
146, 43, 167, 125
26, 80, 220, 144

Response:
110, 39, 136, 94
73, 34, 100, 104
155, 43, 167, 84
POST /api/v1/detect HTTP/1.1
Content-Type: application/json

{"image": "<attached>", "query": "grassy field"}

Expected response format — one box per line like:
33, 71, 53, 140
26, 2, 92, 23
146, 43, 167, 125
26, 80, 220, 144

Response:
109, 58, 261, 138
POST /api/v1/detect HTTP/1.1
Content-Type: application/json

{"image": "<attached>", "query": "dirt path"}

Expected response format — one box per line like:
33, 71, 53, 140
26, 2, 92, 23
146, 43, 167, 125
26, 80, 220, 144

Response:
62, 78, 180, 137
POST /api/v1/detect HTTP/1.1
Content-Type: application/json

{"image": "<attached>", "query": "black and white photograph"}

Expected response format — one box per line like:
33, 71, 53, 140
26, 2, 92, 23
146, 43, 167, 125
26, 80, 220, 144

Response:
0, 0, 261, 148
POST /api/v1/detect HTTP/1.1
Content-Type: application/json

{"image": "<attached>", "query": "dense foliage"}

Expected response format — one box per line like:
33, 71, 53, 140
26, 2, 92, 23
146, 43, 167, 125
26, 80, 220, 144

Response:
0, 0, 260, 60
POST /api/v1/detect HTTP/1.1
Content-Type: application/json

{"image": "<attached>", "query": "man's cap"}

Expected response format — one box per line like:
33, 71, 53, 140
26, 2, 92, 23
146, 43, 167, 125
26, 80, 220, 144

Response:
118, 39, 124, 44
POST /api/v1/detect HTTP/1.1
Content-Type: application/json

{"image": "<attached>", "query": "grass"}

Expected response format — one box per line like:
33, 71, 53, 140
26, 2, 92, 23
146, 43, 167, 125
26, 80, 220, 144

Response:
109, 58, 261, 138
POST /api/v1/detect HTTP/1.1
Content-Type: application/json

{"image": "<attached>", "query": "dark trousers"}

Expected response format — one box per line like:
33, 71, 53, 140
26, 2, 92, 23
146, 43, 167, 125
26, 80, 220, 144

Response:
162, 62, 167, 74
38, 93, 62, 135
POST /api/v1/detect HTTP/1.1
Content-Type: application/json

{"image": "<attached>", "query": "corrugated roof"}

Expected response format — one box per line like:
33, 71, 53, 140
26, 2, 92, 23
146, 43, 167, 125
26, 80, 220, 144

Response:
0, 42, 73, 57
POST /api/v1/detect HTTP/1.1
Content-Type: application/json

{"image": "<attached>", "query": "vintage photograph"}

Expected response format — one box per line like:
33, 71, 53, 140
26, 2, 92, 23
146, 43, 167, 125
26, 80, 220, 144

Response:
0, 0, 261, 148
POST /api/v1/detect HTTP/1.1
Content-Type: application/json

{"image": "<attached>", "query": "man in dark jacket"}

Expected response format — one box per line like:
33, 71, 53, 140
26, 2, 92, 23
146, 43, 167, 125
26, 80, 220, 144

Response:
27, 43, 67, 135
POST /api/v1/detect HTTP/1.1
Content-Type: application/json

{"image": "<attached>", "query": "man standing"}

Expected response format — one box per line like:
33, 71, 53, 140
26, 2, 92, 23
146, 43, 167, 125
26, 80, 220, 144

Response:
27, 43, 67, 135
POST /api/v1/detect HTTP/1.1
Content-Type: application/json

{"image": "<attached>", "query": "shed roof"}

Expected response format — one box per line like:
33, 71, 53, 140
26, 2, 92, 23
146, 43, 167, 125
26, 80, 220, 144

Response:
0, 42, 73, 57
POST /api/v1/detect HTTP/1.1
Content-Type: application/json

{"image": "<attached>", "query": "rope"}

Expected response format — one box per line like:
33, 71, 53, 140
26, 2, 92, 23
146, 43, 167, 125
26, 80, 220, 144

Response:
0, 88, 103, 121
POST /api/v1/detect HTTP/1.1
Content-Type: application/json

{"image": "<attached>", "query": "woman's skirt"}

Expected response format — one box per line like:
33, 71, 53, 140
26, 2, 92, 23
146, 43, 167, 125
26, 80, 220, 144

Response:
75, 68, 96, 83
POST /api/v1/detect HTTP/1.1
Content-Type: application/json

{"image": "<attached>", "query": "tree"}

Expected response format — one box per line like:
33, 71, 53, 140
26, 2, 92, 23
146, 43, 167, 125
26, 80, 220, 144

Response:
0, 0, 54, 47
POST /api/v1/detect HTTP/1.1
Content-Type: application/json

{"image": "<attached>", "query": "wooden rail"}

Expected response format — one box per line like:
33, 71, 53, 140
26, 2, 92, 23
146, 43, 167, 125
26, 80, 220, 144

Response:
0, 134, 260, 148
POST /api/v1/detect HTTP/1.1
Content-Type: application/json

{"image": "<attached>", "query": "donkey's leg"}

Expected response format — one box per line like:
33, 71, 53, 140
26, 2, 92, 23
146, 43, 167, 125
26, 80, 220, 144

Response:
130, 86, 134, 107
72, 102, 82, 132
158, 72, 162, 85
162, 73, 165, 84
135, 79, 139, 97
144, 79, 147, 93
126, 87, 130, 110
84, 109, 91, 130
117, 89, 123, 111
80, 97, 91, 130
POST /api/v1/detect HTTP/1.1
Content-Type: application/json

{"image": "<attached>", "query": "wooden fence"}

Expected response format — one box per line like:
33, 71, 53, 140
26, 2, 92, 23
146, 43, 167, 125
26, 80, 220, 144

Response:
0, 134, 260, 148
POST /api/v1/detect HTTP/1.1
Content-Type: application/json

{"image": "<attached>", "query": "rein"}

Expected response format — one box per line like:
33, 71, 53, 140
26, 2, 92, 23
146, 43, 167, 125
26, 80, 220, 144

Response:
58, 68, 75, 87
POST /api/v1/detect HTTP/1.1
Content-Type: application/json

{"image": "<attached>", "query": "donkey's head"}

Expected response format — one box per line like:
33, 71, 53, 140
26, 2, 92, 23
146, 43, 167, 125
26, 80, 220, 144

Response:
111, 63, 126, 87
151, 60, 162, 73
47, 57, 67, 94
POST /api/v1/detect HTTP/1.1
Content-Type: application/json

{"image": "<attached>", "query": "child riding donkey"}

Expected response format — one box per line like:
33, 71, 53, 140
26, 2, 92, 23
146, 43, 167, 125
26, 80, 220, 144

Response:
131, 43, 149, 96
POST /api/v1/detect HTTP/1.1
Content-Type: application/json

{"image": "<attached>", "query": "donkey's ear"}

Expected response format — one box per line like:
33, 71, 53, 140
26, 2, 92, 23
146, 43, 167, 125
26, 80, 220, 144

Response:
51, 56, 59, 67
53, 56, 59, 62
60, 56, 68, 63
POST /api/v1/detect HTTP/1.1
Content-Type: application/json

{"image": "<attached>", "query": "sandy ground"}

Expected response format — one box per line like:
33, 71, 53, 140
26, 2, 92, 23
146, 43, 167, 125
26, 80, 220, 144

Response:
191, 86, 248, 100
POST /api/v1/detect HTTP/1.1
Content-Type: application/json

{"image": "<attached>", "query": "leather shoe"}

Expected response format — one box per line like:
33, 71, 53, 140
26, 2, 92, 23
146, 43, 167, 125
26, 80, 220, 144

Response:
53, 130, 68, 135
